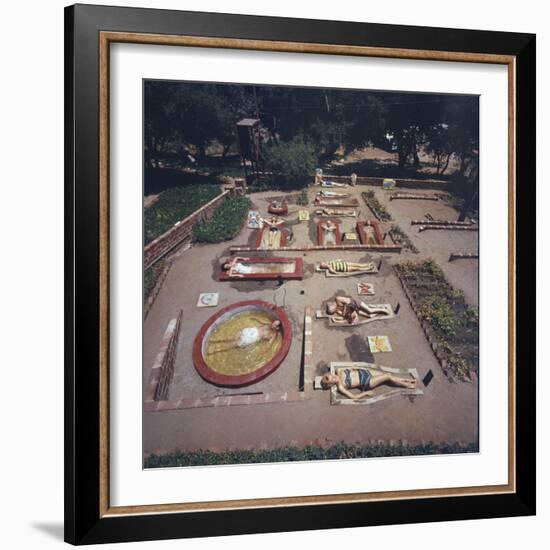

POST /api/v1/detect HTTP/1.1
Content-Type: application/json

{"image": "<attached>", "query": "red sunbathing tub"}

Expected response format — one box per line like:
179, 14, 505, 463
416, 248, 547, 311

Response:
219, 256, 304, 281
192, 300, 292, 387
356, 220, 384, 245
316, 219, 342, 246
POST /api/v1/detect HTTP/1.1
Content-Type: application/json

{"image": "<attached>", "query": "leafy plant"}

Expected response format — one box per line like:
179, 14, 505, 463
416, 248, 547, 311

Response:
395, 258, 478, 381
144, 441, 478, 468
420, 295, 458, 336
362, 190, 392, 221
193, 196, 251, 243
264, 137, 317, 189
389, 225, 418, 253
296, 189, 309, 206
144, 184, 220, 244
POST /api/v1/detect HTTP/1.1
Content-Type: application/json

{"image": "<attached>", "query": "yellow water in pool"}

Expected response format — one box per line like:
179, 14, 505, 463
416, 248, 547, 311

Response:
204, 311, 283, 376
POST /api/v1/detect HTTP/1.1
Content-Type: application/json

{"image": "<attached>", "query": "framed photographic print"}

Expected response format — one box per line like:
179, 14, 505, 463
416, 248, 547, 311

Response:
65, 3, 536, 545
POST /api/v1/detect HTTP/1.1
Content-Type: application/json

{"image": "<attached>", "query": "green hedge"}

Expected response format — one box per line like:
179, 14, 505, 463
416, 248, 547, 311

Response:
144, 184, 220, 245
395, 259, 478, 381
264, 137, 317, 190
193, 196, 251, 243
144, 441, 477, 468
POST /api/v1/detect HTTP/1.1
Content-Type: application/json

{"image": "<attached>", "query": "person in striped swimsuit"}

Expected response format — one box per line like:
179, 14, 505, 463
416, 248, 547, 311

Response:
319, 259, 376, 274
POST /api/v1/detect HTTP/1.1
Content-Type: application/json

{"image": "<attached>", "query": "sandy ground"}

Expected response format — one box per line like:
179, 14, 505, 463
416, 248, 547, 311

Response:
143, 184, 478, 455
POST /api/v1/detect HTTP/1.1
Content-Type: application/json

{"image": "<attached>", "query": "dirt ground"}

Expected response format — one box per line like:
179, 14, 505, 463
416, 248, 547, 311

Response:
143, 184, 478, 456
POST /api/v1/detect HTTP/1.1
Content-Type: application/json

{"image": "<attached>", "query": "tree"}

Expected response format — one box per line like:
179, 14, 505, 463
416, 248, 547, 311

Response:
264, 137, 317, 189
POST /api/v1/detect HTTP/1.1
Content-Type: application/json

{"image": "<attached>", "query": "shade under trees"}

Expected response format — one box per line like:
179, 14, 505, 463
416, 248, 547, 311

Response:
144, 80, 478, 185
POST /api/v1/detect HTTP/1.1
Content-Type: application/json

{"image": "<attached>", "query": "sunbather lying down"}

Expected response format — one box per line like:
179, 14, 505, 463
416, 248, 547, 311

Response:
321, 366, 417, 400
326, 295, 390, 325
318, 260, 377, 275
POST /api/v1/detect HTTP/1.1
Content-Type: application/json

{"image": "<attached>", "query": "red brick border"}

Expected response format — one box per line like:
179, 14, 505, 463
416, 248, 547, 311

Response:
143, 260, 172, 319
356, 220, 384, 245
219, 257, 304, 281
144, 390, 309, 412
230, 244, 401, 253
316, 218, 342, 246
255, 224, 289, 249
192, 300, 292, 387
314, 197, 359, 208
394, 271, 456, 381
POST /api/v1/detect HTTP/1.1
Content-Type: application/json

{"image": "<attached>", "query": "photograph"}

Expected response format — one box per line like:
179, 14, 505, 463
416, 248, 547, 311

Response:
142, 80, 480, 468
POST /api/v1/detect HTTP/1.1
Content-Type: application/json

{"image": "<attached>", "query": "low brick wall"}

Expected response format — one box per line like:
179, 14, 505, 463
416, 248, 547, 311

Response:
144, 189, 231, 269
145, 310, 183, 402
143, 260, 172, 320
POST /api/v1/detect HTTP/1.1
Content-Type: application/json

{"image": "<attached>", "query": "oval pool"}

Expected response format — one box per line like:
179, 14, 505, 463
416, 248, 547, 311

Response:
192, 300, 292, 387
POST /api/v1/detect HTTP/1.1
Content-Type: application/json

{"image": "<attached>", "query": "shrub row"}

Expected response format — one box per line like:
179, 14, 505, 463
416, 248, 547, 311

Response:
395, 259, 478, 381
362, 190, 392, 221
390, 225, 419, 253
144, 441, 477, 468
144, 184, 221, 245
193, 196, 252, 243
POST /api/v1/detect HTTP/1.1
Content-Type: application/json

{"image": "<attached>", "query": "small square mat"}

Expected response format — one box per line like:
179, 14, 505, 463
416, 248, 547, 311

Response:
368, 335, 392, 353
196, 292, 220, 308
298, 209, 310, 221
247, 210, 263, 229
357, 282, 375, 296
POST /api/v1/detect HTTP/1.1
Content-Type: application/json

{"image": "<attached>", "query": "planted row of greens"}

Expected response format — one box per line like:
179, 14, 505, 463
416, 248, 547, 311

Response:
362, 190, 392, 221
193, 196, 251, 243
395, 259, 478, 381
390, 225, 419, 253
144, 441, 477, 468
144, 184, 221, 245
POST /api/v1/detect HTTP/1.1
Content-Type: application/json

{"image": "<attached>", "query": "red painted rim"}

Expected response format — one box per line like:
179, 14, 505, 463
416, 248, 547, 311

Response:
316, 218, 341, 246
255, 225, 288, 249
192, 300, 292, 387
357, 220, 384, 245
219, 257, 303, 281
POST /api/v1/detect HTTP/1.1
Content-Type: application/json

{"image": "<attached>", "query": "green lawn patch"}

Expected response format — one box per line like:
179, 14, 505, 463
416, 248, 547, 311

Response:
395, 259, 478, 381
144, 184, 221, 245
193, 196, 251, 243
144, 441, 477, 468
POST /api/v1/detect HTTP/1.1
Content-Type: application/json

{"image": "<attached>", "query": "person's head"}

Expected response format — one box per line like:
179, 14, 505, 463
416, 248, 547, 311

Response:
321, 373, 338, 389
271, 320, 281, 331
222, 260, 231, 271
326, 302, 338, 315
320, 262, 329, 269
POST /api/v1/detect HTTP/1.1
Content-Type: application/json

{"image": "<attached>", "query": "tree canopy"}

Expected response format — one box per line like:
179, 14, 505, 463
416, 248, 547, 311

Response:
144, 80, 478, 180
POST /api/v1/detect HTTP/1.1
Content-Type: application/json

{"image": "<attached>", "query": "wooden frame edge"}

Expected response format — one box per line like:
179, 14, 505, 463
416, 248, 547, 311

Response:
97, 30, 517, 518
101, 31, 515, 64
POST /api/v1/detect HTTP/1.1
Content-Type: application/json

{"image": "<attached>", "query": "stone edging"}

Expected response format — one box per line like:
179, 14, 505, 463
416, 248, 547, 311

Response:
302, 307, 313, 394
145, 310, 183, 402
395, 271, 455, 382
144, 390, 309, 412
143, 260, 172, 320
229, 244, 401, 253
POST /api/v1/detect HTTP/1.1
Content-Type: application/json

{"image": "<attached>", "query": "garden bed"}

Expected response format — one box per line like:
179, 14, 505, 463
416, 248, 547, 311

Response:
144, 441, 477, 467
144, 184, 221, 245
193, 196, 251, 243
395, 259, 478, 381
362, 190, 392, 221
389, 225, 419, 253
